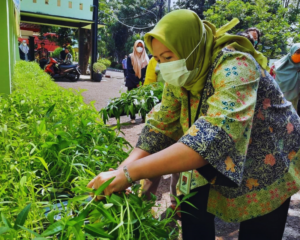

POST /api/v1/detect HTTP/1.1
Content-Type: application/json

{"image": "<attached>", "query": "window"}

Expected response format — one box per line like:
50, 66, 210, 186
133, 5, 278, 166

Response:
69, 1, 72, 8
45, 0, 49, 4
79, 3, 83, 10
57, 0, 61, 6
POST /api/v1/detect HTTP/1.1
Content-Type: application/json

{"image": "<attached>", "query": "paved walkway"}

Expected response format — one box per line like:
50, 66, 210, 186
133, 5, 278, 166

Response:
57, 71, 300, 240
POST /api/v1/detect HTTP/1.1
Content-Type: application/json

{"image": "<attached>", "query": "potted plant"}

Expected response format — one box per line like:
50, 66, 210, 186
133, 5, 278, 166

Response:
92, 62, 106, 82
98, 58, 111, 74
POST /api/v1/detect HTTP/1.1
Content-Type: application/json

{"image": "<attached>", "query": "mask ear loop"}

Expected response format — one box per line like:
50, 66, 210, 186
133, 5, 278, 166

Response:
185, 29, 206, 62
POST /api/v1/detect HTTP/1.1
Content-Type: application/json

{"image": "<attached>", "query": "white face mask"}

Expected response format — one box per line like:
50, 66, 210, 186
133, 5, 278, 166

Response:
158, 37, 204, 87
23, 43, 27, 46
136, 47, 143, 53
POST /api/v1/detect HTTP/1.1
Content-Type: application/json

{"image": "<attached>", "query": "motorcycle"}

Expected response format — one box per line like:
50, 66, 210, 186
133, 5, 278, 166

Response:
44, 58, 81, 82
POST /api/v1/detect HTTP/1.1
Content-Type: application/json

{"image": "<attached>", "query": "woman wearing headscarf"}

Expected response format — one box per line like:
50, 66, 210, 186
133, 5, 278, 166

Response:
274, 43, 300, 111
88, 10, 300, 240
126, 40, 149, 123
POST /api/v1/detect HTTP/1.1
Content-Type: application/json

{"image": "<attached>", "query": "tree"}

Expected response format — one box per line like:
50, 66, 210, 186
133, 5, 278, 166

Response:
173, 0, 216, 19
98, 0, 160, 62
204, 0, 300, 58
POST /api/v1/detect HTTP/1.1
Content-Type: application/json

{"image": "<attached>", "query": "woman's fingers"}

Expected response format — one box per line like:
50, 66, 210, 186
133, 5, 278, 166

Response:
87, 178, 95, 188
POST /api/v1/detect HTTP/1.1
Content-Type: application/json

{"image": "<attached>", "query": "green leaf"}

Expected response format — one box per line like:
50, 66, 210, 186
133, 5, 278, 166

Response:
0, 227, 10, 235
14, 203, 31, 230
18, 225, 41, 237
1, 213, 12, 228
84, 225, 113, 239
35, 157, 49, 172
45, 104, 56, 118
153, 228, 169, 238
32, 238, 49, 240
94, 177, 115, 196
41, 221, 65, 237
96, 202, 117, 223
70, 195, 90, 202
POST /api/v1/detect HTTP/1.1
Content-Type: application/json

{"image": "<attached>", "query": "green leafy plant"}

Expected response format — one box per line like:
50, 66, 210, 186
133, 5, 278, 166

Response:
0, 61, 179, 239
98, 58, 112, 68
100, 82, 164, 124
93, 62, 106, 73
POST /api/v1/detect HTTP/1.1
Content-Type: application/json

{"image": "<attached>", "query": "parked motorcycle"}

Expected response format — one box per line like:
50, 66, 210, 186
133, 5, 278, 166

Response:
44, 58, 80, 82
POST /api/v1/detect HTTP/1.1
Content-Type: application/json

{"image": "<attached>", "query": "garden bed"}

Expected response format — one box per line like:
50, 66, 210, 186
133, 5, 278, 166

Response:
0, 62, 181, 239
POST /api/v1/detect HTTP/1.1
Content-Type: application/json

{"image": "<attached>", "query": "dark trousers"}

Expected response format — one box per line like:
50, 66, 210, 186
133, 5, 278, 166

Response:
39, 59, 48, 70
181, 185, 290, 240
123, 69, 127, 78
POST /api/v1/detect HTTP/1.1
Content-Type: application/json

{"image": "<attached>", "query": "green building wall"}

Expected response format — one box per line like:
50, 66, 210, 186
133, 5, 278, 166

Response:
0, 0, 20, 94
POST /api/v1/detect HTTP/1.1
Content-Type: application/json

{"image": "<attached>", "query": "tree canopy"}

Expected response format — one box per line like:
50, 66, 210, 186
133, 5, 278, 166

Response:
204, 0, 300, 58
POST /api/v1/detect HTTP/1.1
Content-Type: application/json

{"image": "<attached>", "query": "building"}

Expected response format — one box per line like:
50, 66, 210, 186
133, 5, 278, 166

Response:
1, 0, 102, 94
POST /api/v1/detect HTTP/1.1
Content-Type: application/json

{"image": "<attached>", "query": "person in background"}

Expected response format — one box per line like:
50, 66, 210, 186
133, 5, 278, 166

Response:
64, 48, 73, 65
88, 10, 300, 240
144, 57, 164, 85
19, 40, 29, 61
245, 27, 262, 49
122, 55, 128, 81
236, 32, 255, 46
36, 42, 49, 69
274, 43, 300, 113
126, 40, 149, 123
59, 45, 67, 61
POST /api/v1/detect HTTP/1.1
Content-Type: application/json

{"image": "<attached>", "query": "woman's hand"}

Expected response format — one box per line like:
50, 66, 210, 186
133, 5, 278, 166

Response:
87, 168, 131, 200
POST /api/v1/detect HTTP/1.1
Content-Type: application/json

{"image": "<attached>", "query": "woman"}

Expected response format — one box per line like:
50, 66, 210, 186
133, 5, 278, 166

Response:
126, 40, 149, 123
274, 43, 300, 111
245, 27, 262, 49
88, 10, 300, 240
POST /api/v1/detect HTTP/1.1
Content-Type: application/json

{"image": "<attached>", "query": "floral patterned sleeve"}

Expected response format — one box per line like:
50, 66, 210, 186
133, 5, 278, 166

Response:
136, 83, 184, 154
179, 52, 260, 186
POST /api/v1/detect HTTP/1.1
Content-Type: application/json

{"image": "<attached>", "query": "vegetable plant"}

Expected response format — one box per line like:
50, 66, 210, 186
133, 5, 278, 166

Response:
0, 61, 182, 239
100, 82, 164, 124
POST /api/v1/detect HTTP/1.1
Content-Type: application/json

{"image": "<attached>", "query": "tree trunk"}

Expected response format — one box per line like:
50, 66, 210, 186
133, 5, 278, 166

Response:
79, 28, 92, 75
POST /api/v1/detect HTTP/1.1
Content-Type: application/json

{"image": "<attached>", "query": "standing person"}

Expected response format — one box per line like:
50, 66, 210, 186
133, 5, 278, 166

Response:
245, 27, 262, 49
274, 43, 300, 112
36, 42, 49, 69
88, 10, 300, 240
126, 40, 149, 123
122, 55, 128, 81
19, 40, 29, 61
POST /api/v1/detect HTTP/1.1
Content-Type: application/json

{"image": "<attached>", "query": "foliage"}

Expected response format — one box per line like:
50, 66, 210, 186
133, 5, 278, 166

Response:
100, 82, 164, 124
52, 46, 75, 60
173, 0, 216, 18
204, 0, 300, 58
98, 58, 112, 68
52, 47, 63, 58
98, 0, 160, 62
40, 27, 76, 47
93, 62, 107, 73
0, 62, 179, 239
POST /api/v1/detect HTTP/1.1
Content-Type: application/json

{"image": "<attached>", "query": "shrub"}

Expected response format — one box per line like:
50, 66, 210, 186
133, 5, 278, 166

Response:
116, 63, 123, 70
93, 62, 106, 73
98, 58, 111, 68
51, 47, 62, 58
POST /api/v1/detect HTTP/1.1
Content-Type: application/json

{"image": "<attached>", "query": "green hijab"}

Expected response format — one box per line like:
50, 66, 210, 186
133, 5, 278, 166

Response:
144, 9, 268, 96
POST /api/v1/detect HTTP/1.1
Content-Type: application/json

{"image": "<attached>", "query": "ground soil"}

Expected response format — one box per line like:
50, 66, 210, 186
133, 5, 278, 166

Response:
57, 71, 300, 240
